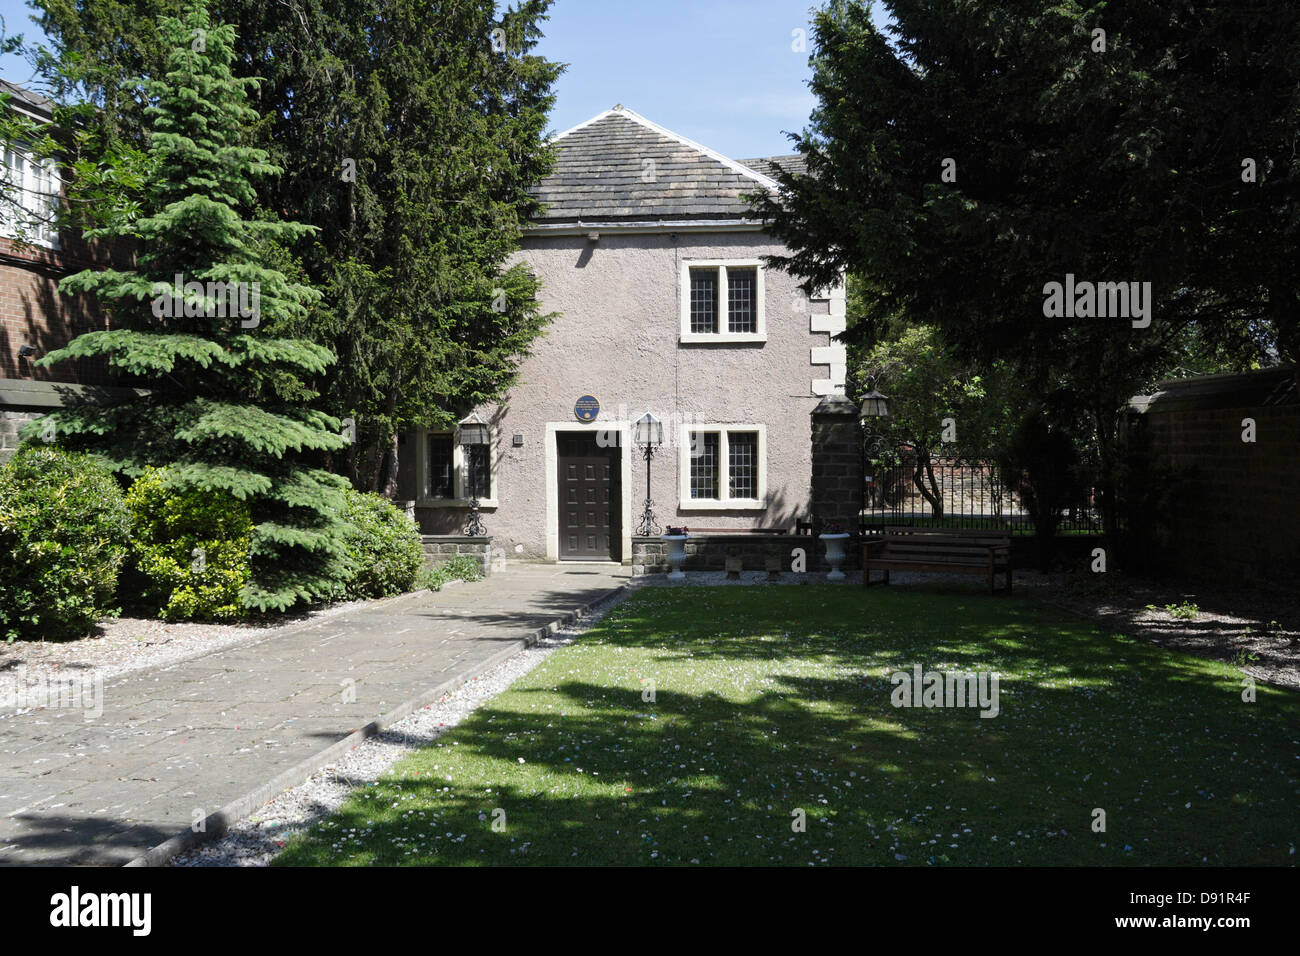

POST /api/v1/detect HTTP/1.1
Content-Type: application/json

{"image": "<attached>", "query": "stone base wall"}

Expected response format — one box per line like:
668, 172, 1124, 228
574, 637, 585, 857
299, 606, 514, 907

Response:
631, 533, 859, 576
1123, 368, 1300, 591
0, 410, 39, 465
420, 535, 494, 575
1138, 400, 1299, 589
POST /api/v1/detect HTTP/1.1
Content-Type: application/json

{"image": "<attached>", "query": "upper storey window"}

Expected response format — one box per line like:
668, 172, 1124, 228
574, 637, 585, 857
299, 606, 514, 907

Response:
0, 141, 59, 249
680, 259, 765, 343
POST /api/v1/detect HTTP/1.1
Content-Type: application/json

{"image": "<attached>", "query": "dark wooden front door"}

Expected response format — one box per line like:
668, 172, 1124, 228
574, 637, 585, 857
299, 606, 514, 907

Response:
557, 433, 621, 560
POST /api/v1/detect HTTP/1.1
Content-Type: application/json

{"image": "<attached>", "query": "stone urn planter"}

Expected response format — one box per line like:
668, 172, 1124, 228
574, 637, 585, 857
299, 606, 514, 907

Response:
819, 532, 851, 581
661, 528, 689, 580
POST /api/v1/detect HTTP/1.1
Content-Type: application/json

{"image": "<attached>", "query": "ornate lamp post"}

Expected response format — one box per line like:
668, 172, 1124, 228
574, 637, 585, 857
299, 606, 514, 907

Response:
633, 412, 664, 536
859, 387, 891, 519
859, 387, 890, 422
458, 412, 490, 536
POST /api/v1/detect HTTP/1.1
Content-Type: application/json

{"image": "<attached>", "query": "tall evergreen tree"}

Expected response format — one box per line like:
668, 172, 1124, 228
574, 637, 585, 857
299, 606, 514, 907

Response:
754, 0, 1300, 540
241, 0, 561, 494
33, 0, 563, 493
29, 0, 350, 611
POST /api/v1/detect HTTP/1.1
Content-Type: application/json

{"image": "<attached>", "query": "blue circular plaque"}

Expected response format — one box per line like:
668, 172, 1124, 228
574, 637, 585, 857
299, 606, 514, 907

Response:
574, 395, 600, 423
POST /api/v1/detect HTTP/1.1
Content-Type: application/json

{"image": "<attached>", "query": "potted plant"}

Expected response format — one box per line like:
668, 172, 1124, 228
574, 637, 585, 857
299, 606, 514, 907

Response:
818, 521, 851, 581
724, 543, 743, 580
661, 526, 689, 580
764, 544, 782, 581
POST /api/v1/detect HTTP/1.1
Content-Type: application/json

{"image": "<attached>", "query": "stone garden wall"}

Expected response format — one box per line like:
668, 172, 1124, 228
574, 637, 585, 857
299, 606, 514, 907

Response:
1127, 368, 1299, 589
0, 409, 38, 465
420, 535, 494, 575
631, 533, 856, 576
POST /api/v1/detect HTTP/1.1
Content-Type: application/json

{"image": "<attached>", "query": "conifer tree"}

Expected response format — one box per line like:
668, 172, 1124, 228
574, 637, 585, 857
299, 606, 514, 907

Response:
34, 0, 562, 493
30, 0, 350, 611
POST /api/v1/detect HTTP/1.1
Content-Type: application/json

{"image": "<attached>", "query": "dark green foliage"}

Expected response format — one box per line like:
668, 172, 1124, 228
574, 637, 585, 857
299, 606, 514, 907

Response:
997, 411, 1085, 570
1112, 419, 1187, 577
336, 489, 423, 600
0, 445, 131, 641
30, 1, 351, 612
760, 0, 1298, 365
253, 0, 562, 493
755, 0, 1300, 542
34, 0, 562, 494
124, 467, 253, 620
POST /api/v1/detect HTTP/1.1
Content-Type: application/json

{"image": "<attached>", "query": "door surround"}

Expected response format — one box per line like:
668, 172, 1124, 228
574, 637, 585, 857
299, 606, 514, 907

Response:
545, 420, 632, 562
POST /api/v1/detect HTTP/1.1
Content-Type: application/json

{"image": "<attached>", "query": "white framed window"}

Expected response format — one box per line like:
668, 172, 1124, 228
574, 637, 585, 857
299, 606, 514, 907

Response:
418, 428, 497, 507
678, 424, 767, 510
0, 141, 59, 248
679, 259, 766, 343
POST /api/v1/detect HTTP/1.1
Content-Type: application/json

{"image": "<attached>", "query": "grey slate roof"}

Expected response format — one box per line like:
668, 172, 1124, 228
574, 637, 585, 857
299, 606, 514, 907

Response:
531, 107, 779, 225
0, 79, 54, 121
738, 154, 806, 179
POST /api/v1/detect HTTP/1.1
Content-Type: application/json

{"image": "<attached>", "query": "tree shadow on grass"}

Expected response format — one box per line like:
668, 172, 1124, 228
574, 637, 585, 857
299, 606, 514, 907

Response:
276, 586, 1299, 867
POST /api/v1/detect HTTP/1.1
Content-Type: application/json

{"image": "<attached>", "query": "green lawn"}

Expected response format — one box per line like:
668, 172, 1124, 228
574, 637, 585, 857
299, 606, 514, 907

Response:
276, 585, 1298, 866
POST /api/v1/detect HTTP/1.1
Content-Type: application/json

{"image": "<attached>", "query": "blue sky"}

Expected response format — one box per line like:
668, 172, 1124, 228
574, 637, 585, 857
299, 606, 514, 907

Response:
536, 0, 844, 158
0, 0, 888, 159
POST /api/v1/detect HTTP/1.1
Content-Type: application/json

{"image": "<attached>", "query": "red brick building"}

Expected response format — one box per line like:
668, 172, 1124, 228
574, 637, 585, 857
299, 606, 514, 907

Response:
0, 79, 129, 462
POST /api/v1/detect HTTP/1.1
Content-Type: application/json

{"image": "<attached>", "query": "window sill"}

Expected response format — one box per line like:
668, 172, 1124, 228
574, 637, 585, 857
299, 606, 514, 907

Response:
416, 498, 498, 509
678, 499, 767, 511
0, 232, 61, 252
678, 332, 766, 345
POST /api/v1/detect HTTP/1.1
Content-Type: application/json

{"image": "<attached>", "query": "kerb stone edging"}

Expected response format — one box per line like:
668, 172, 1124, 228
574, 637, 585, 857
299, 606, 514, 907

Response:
123, 579, 630, 867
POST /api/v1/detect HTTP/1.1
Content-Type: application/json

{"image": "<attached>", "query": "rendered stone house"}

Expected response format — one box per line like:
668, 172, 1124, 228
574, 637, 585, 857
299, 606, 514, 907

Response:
398, 106, 847, 562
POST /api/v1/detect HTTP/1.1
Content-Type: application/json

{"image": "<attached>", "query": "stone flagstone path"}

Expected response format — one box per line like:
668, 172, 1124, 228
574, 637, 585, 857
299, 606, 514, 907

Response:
0, 563, 628, 865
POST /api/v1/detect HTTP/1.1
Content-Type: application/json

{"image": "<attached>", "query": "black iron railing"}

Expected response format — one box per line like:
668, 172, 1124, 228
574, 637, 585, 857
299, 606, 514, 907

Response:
860, 447, 1101, 537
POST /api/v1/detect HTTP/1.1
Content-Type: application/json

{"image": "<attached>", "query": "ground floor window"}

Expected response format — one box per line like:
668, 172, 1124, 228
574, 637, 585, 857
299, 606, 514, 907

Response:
428, 434, 455, 498
680, 425, 767, 510
421, 428, 495, 504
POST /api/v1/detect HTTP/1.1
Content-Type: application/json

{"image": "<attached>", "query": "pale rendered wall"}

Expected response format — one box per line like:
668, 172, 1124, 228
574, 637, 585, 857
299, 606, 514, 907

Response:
401, 229, 840, 560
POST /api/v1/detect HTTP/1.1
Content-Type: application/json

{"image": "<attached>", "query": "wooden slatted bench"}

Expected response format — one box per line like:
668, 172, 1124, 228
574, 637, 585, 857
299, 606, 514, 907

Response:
863, 526, 1012, 594
683, 528, 789, 535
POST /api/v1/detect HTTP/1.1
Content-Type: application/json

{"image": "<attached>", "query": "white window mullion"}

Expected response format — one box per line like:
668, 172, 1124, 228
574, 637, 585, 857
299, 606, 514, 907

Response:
717, 265, 728, 335
718, 429, 731, 504
453, 438, 465, 500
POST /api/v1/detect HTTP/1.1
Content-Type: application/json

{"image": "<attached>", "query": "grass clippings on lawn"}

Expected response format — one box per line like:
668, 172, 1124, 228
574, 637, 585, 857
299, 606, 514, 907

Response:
276, 585, 1298, 867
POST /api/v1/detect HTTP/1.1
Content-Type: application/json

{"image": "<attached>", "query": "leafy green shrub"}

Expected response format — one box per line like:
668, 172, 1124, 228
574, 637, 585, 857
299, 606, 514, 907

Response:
0, 444, 132, 641
421, 554, 484, 592
125, 468, 254, 621
996, 409, 1086, 571
337, 489, 423, 599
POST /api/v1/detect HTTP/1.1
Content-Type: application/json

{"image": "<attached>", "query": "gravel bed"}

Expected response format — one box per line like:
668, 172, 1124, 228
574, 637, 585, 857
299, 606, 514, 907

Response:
170, 586, 631, 867
0, 598, 375, 703
1016, 571, 1300, 690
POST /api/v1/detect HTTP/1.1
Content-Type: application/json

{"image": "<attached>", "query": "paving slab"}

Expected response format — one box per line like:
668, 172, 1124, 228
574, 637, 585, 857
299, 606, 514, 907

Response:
0, 563, 628, 865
